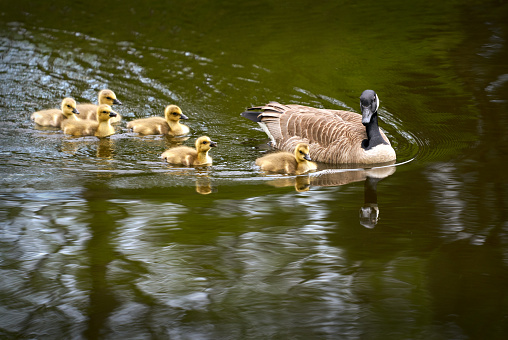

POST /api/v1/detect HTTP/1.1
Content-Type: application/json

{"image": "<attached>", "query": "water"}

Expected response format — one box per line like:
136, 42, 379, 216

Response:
1, 0, 508, 339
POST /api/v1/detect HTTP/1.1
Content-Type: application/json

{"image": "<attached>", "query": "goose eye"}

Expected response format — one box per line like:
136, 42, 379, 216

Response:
202, 141, 207, 144
172, 113, 178, 116
67, 105, 71, 108
106, 97, 112, 100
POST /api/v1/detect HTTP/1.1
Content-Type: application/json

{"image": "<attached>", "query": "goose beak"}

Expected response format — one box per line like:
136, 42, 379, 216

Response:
209, 141, 217, 147
113, 99, 122, 105
361, 107, 373, 125
180, 113, 189, 120
303, 153, 312, 161
109, 111, 118, 117
73, 108, 80, 114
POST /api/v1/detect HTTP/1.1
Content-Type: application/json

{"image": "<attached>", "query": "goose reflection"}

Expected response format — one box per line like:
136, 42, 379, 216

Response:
265, 163, 396, 227
359, 176, 382, 229
315, 164, 395, 228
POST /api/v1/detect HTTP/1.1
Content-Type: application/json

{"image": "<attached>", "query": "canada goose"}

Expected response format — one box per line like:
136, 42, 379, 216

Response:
77, 89, 122, 123
161, 136, 217, 166
31, 97, 80, 127
256, 143, 317, 174
241, 90, 396, 164
127, 105, 189, 135
62, 104, 118, 137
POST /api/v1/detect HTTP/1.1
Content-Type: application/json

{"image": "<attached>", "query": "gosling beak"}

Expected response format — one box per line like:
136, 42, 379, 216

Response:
303, 153, 312, 161
361, 106, 373, 125
209, 141, 217, 147
179, 113, 189, 120
73, 108, 80, 115
113, 99, 122, 105
109, 111, 118, 117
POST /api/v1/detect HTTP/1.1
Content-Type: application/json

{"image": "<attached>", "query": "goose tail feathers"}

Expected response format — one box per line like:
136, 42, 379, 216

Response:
241, 110, 263, 122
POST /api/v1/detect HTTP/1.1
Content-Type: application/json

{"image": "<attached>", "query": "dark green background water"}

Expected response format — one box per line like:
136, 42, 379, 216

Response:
1, 0, 508, 339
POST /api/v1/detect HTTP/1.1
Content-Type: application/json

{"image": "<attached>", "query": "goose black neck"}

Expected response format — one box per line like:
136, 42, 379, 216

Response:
362, 112, 387, 150
364, 176, 380, 205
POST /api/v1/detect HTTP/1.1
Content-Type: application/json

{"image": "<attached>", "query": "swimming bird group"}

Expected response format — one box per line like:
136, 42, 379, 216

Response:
241, 89, 396, 165
31, 89, 396, 173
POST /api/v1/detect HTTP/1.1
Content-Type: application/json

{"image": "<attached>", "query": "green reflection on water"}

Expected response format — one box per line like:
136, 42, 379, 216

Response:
1, 0, 508, 339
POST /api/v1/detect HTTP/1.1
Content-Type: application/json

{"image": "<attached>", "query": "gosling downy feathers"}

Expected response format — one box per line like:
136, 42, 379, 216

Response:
161, 136, 217, 166
62, 104, 118, 137
256, 143, 317, 174
31, 97, 80, 127
127, 105, 189, 135
77, 89, 122, 123
242, 90, 396, 165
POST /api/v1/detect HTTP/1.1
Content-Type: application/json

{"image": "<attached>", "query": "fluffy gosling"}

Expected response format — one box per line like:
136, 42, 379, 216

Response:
31, 97, 80, 127
77, 89, 122, 123
62, 104, 118, 137
127, 105, 189, 136
161, 136, 217, 166
256, 143, 317, 174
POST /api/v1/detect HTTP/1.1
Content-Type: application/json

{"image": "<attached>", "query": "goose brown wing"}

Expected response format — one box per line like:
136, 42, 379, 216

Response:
330, 109, 363, 123
262, 105, 365, 163
330, 109, 391, 145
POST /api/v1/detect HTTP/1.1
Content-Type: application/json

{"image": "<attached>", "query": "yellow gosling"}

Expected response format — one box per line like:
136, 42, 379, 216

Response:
31, 97, 80, 128
127, 105, 189, 136
62, 104, 118, 137
256, 143, 317, 174
77, 89, 122, 123
161, 136, 217, 166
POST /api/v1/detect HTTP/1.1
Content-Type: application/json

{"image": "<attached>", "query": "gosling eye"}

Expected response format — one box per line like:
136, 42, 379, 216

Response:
102, 111, 108, 114
172, 112, 178, 116
299, 151, 304, 154
202, 141, 208, 144
67, 105, 71, 108
106, 97, 112, 100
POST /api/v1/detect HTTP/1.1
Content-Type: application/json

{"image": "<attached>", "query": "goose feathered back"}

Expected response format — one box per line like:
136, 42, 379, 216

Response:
244, 101, 395, 164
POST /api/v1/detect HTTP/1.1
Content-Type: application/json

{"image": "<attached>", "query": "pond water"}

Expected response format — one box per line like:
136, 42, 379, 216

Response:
1, 0, 508, 339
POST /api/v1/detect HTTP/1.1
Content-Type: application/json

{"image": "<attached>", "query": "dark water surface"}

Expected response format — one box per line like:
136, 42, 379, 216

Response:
1, 0, 508, 339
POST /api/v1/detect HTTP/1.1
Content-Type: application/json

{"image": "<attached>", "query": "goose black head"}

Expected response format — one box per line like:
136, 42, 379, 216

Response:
360, 90, 379, 126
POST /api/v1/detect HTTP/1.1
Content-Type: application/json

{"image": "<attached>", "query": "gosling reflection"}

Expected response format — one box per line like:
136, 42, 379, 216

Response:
195, 174, 213, 194
96, 138, 115, 158
266, 175, 311, 192
165, 135, 190, 145
60, 137, 115, 158
162, 166, 215, 195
